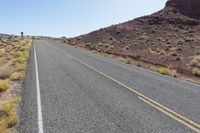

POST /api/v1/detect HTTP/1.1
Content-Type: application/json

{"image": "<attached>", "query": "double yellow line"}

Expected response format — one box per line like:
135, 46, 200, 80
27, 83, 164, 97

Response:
138, 97, 200, 133
47, 42, 200, 133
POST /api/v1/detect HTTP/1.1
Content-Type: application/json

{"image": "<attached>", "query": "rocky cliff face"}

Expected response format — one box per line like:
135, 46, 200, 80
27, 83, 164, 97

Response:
166, 0, 200, 19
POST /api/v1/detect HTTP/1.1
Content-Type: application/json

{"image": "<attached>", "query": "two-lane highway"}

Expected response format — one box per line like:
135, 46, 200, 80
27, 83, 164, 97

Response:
18, 40, 200, 133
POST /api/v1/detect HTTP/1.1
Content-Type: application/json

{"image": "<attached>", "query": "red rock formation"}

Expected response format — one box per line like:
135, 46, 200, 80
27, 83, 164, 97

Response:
166, 0, 200, 19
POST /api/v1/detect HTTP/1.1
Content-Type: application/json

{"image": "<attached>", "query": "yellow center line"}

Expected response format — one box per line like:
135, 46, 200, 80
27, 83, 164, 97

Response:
47, 42, 200, 133
138, 97, 200, 133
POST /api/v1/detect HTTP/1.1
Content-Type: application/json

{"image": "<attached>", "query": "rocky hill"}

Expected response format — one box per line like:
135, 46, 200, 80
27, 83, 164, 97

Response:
64, 0, 200, 82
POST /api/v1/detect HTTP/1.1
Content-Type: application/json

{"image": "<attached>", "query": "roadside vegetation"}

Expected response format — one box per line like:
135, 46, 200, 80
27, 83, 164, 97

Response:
158, 67, 177, 77
0, 80, 10, 92
190, 55, 200, 77
0, 99, 19, 133
0, 35, 32, 132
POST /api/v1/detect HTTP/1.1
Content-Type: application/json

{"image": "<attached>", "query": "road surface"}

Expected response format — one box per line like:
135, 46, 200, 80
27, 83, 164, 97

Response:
18, 40, 200, 133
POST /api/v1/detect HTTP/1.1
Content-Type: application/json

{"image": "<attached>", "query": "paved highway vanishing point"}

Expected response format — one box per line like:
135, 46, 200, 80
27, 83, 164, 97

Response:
18, 40, 200, 133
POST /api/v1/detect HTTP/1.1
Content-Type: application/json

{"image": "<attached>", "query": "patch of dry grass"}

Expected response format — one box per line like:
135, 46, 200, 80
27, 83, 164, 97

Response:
159, 67, 177, 77
0, 70, 12, 80
10, 72, 24, 81
192, 68, 200, 77
125, 58, 132, 64
0, 98, 19, 133
190, 55, 200, 68
159, 67, 170, 75
149, 66, 177, 77
0, 38, 31, 80
13, 63, 26, 73
0, 80, 10, 92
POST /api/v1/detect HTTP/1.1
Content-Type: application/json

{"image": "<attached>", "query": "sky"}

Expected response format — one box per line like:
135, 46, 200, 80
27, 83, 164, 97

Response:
0, 0, 166, 37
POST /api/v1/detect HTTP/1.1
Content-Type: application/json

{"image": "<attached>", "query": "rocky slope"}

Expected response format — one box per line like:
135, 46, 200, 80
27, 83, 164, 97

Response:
64, 0, 200, 81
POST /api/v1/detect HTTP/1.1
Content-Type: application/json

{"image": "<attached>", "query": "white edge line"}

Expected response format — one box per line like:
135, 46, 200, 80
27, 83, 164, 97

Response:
34, 44, 44, 133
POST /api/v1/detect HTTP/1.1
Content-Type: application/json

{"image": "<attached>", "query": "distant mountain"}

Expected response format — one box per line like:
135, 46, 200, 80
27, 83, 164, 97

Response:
65, 0, 200, 80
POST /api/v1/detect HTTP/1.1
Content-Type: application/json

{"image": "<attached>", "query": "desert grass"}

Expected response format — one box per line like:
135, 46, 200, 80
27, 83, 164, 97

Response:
9, 72, 24, 81
0, 37, 32, 132
159, 67, 177, 77
0, 98, 19, 133
192, 68, 200, 77
0, 80, 10, 92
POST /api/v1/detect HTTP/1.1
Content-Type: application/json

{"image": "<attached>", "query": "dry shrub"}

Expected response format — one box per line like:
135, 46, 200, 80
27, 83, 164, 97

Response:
192, 68, 200, 77
0, 99, 19, 132
0, 80, 10, 92
159, 67, 177, 77
10, 72, 24, 81
190, 55, 200, 68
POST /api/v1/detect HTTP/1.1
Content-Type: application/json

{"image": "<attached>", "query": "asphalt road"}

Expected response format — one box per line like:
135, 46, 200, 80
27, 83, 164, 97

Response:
18, 40, 200, 133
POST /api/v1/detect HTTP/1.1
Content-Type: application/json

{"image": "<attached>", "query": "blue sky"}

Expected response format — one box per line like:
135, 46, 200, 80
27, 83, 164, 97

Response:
0, 0, 166, 37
